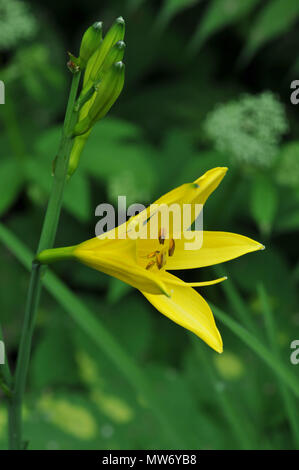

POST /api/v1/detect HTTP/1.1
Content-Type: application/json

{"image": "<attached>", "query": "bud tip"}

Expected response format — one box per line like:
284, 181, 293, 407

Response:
93, 21, 103, 31
116, 16, 125, 25
116, 40, 126, 49
114, 61, 124, 70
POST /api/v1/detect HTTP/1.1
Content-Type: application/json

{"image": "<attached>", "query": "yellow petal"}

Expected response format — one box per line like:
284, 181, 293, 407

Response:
165, 276, 227, 287
192, 167, 227, 205
117, 183, 200, 240
98, 168, 228, 241
143, 167, 228, 235
73, 238, 169, 296
141, 272, 223, 353
154, 182, 200, 206
155, 167, 227, 207
166, 231, 264, 270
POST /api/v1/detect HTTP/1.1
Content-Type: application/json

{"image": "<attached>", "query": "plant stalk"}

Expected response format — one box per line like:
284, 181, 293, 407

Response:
8, 70, 81, 450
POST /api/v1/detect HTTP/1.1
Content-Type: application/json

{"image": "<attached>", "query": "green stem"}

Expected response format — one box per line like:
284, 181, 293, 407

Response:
36, 246, 76, 264
8, 70, 81, 450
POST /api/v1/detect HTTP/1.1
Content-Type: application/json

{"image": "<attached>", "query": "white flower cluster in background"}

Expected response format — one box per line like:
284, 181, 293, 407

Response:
204, 91, 288, 168
0, 0, 37, 49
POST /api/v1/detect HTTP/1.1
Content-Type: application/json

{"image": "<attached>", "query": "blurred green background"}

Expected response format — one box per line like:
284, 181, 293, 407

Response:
0, 0, 299, 450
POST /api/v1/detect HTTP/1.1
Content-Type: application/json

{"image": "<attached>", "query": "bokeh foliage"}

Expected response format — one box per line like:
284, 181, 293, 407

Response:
0, 0, 299, 450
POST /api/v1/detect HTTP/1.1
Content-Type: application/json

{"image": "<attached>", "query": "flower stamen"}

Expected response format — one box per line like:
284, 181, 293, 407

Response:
146, 260, 156, 270
158, 228, 166, 245
147, 250, 160, 259
156, 251, 167, 270
168, 238, 175, 257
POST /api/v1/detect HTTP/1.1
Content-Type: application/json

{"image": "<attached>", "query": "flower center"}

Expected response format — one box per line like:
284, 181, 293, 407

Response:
145, 231, 175, 271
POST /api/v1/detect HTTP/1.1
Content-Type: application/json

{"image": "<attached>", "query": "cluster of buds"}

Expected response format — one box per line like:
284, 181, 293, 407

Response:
68, 17, 126, 176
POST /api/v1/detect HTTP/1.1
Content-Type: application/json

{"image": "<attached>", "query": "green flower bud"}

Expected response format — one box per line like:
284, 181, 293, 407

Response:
68, 96, 94, 175
95, 40, 125, 81
68, 130, 91, 177
83, 16, 125, 88
79, 21, 103, 69
74, 61, 125, 136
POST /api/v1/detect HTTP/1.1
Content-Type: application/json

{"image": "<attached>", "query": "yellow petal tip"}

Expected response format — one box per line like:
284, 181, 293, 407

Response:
220, 166, 228, 173
260, 244, 266, 250
216, 340, 223, 354
214, 166, 228, 176
214, 329, 223, 354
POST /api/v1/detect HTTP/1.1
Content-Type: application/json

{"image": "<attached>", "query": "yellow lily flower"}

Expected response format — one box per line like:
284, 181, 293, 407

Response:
37, 167, 264, 353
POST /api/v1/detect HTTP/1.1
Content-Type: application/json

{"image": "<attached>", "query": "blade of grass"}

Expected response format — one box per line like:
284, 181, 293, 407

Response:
258, 283, 299, 447
191, 336, 257, 449
214, 267, 270, 414
210, 303, 299, 399
214, 265, 257, 334
0, 223, 191, 448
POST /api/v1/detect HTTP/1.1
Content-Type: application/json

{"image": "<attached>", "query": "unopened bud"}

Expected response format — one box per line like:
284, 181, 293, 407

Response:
79, 21, 103, 69
89, 61, 125, 121
68, 130, 91, 177
74, 61, 125, 136
84, 16, 125, 88
94, 40, 125, 81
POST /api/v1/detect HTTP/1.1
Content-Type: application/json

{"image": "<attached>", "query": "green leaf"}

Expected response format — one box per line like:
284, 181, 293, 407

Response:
127, 0, 147, 14
214, 265, 257, 335
240, 0, 299, 64
211, 302, 299, 400
276, 141, 299, 189
107, 278, 132, 304
189, 0, 259, 53
34, 126, 62, 158
278, 209, 299, 232
26, 126, 91, 222
21, 392, 104, 449
229, 248, 297, 311
250, 175, 278, 235
102, 296, 153, 358
146, 363, 223, 449
190, 338, 256, 449
0, 159, 23, 216
63, 172, 91, 222
155, 0, 200, 33
258, 284, 299, 447
82, 125, 156, 205
31, 325, 79, 390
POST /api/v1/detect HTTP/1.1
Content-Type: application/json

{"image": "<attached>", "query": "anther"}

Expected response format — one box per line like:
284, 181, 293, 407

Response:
168, 239, 175, 257
158, 228, 165, 245
147, 250, 160, 259
146, 260, 155, 270
155, 251, 166, 270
